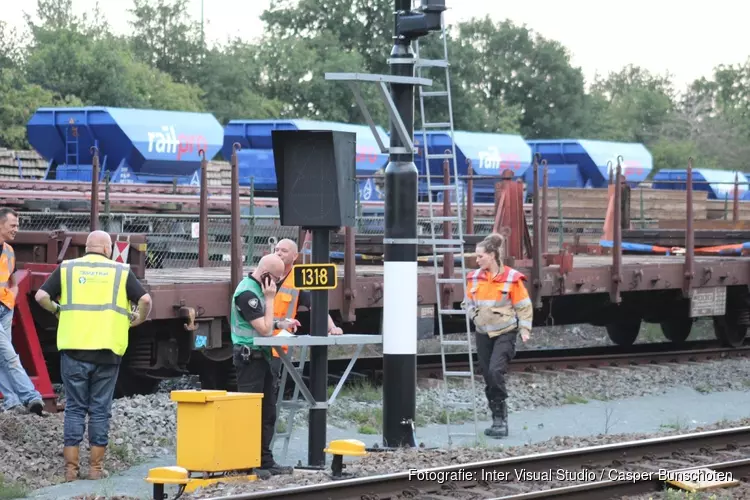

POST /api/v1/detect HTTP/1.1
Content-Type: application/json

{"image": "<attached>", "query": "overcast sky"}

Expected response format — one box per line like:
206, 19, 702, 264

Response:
3, 0, 748, 91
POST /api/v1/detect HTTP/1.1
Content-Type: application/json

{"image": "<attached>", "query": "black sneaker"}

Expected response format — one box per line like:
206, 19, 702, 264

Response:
259, 462, 293, 475
253, 468, 272, 480
26, 399, 44, 416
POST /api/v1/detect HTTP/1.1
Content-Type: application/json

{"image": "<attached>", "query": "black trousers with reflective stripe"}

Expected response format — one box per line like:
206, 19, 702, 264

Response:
233, 346, 281, 466
475, 331, 517, 405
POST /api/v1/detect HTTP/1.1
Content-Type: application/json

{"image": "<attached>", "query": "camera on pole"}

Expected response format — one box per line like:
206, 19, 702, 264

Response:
396, 0, 446, 39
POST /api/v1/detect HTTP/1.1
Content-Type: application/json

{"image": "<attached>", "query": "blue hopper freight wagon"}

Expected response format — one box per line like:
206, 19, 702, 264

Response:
651, 169, 750, 201
221, 119, 389, 200
415, 130, 533, 204
26, 106, 224, 184
525, 139, 653, 197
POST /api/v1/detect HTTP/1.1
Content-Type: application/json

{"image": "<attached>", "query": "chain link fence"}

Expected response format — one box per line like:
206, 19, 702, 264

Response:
17, 211, 659, 269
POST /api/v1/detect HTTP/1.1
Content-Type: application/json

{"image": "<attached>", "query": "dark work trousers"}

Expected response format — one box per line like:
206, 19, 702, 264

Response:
233, 346, 282, 467
475, 331, 518, 405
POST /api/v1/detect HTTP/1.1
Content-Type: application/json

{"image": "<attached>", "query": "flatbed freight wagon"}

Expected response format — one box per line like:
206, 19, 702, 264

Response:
9, 228, 749, 406
6, 157, 750, 408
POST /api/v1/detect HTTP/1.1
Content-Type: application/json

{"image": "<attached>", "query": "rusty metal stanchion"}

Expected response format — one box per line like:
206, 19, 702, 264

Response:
531, 153, 542, 308
230, 142, 242, 293
441, 154, 453, 306
541, 159, 548, 254
610, 157, 622, 304
733, 172, 740, 223
343, 225, 356, 323
90, 146, 100, 232
465, 158, 473, 234
198, 149, 209, 267
683, 157, 694, 298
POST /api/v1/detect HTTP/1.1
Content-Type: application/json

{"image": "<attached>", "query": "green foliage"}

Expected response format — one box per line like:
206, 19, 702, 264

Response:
0, 0, 749, 177
0, 68, 83, 149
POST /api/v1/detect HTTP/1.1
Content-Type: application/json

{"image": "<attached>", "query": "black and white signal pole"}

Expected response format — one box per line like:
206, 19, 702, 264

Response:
382, 0, 446, 449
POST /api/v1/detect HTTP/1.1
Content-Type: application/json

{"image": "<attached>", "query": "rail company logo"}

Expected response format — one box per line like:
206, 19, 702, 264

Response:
356, 145, 379, 164
147, 126, 209, 160
607, 157, 645, 178
477, 147, 523, 172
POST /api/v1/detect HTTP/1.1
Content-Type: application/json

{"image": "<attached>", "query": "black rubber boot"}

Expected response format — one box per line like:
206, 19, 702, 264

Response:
484, 399, 508, 438
259, 461, 293, 475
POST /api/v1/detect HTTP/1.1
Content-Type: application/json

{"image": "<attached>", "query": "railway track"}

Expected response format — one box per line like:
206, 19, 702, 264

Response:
321, 338, 750, 381
203, 426, 750, 499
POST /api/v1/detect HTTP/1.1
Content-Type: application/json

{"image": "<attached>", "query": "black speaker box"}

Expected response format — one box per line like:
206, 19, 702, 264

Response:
272, 129, 357, 228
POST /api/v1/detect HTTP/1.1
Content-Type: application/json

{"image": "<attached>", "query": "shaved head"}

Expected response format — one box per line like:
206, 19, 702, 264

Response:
274, 238, 299, 269
85, 230, 112, 257
254, 253, 285, 281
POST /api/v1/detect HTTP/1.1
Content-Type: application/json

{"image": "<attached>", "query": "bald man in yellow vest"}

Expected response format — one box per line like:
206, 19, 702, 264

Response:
272, 239, 342, 359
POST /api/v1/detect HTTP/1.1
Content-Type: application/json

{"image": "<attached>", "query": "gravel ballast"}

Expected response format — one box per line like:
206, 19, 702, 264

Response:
321, 357, 750, 431
0, 393, 175, 494
1, 344, 748, 495
184, 416, 750, 498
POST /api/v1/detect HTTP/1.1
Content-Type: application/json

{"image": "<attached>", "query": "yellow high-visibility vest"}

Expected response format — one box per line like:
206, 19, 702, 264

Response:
57, 253, 131, 356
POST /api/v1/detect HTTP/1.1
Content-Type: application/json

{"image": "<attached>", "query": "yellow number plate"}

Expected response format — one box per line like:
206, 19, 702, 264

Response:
292, 264, 338, 290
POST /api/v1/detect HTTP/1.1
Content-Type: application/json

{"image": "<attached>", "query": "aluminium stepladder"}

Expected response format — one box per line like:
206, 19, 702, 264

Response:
270, 232, 311, 459
414, 4, 480, 445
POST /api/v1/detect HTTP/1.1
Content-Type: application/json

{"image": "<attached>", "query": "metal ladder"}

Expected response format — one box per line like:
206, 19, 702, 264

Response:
270, 230, 312, 459
414, 8, 480, 445
65, 126, 79, 168
271, 346, 309, 460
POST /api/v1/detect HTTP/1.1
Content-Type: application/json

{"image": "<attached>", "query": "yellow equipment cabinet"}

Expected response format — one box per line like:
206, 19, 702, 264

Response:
172, 389, 263, 472
146, 390, 263, 498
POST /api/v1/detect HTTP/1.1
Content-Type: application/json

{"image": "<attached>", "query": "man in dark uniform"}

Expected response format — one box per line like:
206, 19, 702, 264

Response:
230, 253, 296, 476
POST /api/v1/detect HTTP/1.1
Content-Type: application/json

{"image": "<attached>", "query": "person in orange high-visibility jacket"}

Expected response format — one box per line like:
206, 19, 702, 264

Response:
463, 232, 533, 439
0, 207, 44, 417
272, 239, 343, 358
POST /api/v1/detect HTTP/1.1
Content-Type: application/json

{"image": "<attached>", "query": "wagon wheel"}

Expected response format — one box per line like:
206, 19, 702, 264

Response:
713, 316, 747, 348
605, 316, 641, 346
660, 317, 693, 343
115, 367, 159, 398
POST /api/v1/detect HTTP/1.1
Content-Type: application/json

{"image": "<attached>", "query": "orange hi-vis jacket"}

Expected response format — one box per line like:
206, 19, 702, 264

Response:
272, 272, 300, 357
463, 265, 533, 337
0, 243, 16, 310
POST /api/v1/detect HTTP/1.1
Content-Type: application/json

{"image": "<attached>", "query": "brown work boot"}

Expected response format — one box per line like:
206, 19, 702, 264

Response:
63, 446, 80, 482
87, 445, 108, 480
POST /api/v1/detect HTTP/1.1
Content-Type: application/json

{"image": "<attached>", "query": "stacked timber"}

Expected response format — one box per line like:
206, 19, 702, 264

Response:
206, 160, 231, 187
544, 187, 709, 221
706, 199, 750, 220
0, 149, 46, 180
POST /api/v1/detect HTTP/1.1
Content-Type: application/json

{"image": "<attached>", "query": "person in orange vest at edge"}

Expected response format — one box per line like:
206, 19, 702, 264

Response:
0, 208, 44, 416
0, 207, 44, 417
273, 239, 344, 352
462, 232, 532, 438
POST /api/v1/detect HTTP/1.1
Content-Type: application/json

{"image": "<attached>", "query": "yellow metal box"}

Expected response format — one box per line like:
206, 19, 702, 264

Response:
171, 390, 263, 472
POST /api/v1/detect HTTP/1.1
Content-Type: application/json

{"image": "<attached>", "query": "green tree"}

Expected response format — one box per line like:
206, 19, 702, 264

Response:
0, 68, 83, 149
0, 21, 24, 71
197, 40, 287, 123
261, 0, 393, 75
254, 31, 385, 123
453, 17, 586, 138
127, 0, 206, 84
22, 0, 205, 111
585, 65, 676, 144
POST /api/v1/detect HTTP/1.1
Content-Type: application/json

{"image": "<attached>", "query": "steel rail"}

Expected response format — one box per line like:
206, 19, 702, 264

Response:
320, 338, 750, 379
203, 426, 750, 500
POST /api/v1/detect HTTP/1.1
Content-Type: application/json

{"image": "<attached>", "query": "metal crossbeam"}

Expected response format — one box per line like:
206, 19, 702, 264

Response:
325, 72, 433, 155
